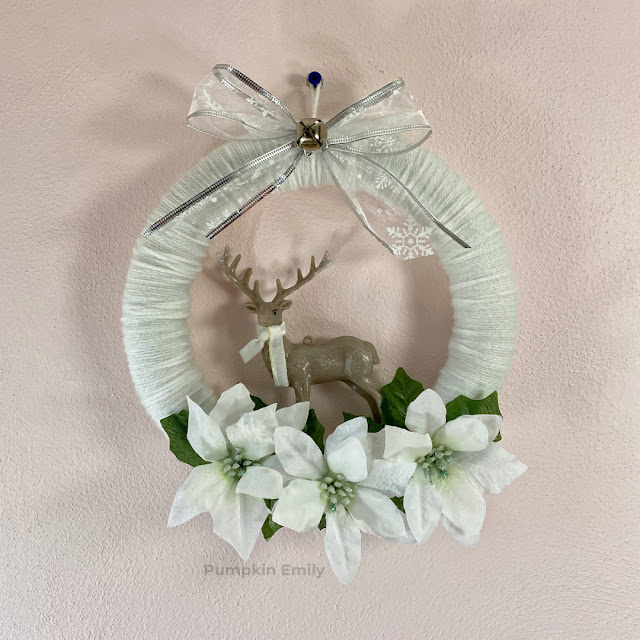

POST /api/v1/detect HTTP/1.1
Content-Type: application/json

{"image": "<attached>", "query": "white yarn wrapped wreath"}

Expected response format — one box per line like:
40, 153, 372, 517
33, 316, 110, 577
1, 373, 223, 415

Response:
122, 140, 517, 425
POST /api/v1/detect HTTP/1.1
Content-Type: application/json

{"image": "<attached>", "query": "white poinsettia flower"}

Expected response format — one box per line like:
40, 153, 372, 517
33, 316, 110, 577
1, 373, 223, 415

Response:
383, 389, 526, 547
272, 417, 415, 584
168, 383, 309, 560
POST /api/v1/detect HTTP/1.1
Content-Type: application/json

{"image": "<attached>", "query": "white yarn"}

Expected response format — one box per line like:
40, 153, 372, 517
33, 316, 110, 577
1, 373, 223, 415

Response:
122, 141, 517, 424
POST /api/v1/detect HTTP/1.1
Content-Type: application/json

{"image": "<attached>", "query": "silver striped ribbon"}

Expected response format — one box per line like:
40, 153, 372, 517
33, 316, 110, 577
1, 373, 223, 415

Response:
143, 65, 469, 252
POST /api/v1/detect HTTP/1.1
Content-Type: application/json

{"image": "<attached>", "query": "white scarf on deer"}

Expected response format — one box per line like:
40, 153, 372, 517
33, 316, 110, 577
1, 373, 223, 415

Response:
240, 323, 289, 387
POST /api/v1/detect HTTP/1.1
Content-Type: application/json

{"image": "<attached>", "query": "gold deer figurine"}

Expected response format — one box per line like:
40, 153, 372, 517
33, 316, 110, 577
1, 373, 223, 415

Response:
217, 246, 382, 422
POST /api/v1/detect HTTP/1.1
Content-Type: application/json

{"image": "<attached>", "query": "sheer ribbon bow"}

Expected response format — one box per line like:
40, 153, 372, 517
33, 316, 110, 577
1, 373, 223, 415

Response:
143, 65, 469, 257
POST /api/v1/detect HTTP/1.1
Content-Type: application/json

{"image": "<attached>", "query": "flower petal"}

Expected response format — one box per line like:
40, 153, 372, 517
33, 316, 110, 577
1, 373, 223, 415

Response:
186, 397, 228, 462
474, 414, 503, 442
236, 465, 283, 499
347, 487, 406, 539
384, 425, 432, 462
459, 443, 527, 494
434, 467, 486, 546
403, 472, 443, 543
276, 401, 310, 430
433, 416, 489, 452
384, 512, 418, 544
226, 404, 279, 459
272, 479, 325, 532
360, 459, 417, 497
362, 430, 385, 468
326, 437, 368, 482
441, 516, 481, 548
325, 417, 368, 458
210, 489, 268, 560
261, 454, 293, 486
405, 389, 447, 435
324, 507, 362, 585
274, 427, 326, 480
167, 462, 231, 527
208, 383, 254, 431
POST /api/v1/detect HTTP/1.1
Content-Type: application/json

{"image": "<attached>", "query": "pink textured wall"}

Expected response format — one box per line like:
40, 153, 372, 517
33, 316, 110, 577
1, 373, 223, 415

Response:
2, 1, 639, 638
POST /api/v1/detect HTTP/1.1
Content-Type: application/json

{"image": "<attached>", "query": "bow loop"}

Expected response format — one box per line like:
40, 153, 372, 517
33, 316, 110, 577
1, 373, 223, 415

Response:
326, 79, 432, 156
187, 64, 297, 141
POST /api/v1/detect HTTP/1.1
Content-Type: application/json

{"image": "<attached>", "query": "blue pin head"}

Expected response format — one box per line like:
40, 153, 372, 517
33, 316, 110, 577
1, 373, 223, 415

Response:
306, 71, 323, 89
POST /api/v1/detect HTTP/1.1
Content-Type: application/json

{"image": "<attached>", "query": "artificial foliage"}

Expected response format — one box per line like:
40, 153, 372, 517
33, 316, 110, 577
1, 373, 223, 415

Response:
160, 369, 521, 583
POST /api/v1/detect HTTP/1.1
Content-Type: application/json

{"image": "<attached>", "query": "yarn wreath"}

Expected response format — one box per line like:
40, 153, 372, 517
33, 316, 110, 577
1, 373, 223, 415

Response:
121, 68, 523, 584
123, 143, 517, 422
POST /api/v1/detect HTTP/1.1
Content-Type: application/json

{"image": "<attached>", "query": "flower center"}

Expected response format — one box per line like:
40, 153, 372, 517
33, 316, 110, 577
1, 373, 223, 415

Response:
417, 445, 453, 479
319, 474, 356, 512
222, 447, 255, 479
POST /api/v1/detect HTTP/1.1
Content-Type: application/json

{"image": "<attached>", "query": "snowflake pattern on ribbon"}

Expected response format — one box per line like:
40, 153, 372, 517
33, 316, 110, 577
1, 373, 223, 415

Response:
200, 89, 223, 112
387, 219, 434, 258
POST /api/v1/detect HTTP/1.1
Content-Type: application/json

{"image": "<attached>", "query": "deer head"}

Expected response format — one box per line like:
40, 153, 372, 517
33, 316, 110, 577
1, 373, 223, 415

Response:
217, 246, 332, 327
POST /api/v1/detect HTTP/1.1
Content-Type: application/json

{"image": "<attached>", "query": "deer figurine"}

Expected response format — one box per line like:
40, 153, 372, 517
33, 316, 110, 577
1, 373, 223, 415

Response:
217, 246, 382, 422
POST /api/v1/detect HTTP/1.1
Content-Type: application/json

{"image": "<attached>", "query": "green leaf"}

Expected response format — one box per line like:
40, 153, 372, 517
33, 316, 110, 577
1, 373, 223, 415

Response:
264, 498, 277, 511
493, 431, 502, 442
318, 514, 326, 530
445, 391, 502, 422
160, 410, 208, 466
391, 496, 405, 513
303, 409, 325, 452
342, 412, 384, 433
251, 395, 268, 410
261, 514, 282, 541
380, 368, 425, 427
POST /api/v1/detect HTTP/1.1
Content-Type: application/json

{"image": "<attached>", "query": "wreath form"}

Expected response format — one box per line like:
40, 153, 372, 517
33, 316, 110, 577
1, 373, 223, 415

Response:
123, 142, 517, 423
122, 140, 521, 584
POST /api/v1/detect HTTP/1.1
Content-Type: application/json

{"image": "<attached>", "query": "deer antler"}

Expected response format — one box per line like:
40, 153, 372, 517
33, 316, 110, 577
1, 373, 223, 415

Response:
272, 251, 332, 303
216, 246, 263, 304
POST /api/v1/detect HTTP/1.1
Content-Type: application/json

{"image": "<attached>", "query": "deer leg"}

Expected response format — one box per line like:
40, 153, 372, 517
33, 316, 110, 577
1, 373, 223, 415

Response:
293, 381, 311, 403
344, 381, 382, 424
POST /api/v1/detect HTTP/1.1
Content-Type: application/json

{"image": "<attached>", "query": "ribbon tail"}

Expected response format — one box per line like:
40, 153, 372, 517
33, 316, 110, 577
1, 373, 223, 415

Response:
341, 151, 470, 249
205, 150, 303, 240
268, 327, 289, 387
240, 337, 266, 363
320, 151, 395, 254
141, 141, 298, 236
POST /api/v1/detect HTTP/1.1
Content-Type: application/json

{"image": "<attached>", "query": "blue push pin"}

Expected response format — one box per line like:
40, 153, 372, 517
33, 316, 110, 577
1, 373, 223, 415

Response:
306, 71, 323, 118
306, 71, 323, 89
